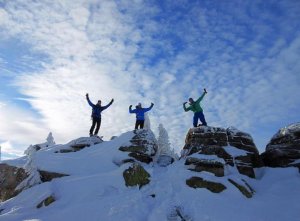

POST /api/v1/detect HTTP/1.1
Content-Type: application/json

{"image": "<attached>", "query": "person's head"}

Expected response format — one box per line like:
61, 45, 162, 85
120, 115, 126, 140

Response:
137, 103, 142, 108
97, 100, 101, 106
189, 98, 194, 104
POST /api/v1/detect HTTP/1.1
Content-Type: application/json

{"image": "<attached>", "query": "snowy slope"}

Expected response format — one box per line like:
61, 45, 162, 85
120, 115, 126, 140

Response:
1, 131, 300, 221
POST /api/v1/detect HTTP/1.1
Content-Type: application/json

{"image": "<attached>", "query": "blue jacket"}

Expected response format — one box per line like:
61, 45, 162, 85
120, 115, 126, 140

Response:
87, 97, 113, 118
129, 104, 154, 120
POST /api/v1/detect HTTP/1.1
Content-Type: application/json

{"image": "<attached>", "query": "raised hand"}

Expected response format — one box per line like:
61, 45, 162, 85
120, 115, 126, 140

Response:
86, 93, 89, 97
183, 101, 187, 105
204, 88, 207, 94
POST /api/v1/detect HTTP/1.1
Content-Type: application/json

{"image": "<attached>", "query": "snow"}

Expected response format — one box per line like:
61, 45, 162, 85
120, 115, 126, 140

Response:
271, 122, 300, 140
224, 146, 249, 157
1, 130, 300, 221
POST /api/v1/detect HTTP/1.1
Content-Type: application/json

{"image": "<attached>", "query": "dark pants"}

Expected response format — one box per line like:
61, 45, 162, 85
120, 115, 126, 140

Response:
193, 111, 207, 127
90, 117, 101, 135
135, 120, 144, 129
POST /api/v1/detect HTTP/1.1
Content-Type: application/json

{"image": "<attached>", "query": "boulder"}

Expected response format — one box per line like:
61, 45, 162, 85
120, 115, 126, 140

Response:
186, 176, 226, 193
123, 163, 150, 189
0, 163, 68, 202
119, 129, 157, 164
156, 155, 174, 167
185, 157, 224, 177
0, 164, 27, 202
56, 136, 103, 153
183, 126, 263, 178
261, 123, 300, 170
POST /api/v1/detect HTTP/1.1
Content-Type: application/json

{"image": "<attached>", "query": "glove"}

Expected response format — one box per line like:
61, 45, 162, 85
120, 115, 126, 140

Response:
129, 105, 132, 108
151, 102, 154, 106
111, 98, 114, 102
86, 93, 89, 97
204, 88, 207, 94
183, 102, 187, 105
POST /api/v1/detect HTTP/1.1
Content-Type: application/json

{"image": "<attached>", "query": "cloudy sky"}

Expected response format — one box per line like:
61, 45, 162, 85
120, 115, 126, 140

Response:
0, 0, 299, 160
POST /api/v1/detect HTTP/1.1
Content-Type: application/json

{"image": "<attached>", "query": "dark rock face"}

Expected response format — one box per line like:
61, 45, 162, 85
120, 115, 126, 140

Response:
228, 178, 254, 198
186, 176, 226, 193
183, 126, 263, 178
119, 130, 157, 164
0, 164, 27, 202
261, 123, 300, 170
185, 157, 224, 177
39, 170, 68, 182
183, 126, 258, 198
0, 164, 68, 202
123, 163, 150, 188
37, 195, 55, 208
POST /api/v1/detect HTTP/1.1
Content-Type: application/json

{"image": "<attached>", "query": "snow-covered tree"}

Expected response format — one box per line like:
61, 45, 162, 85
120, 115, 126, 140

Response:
157, 123, 171, 155
144, 114, 151, 130
46, 132, 55, 146
157, 124, 178, 159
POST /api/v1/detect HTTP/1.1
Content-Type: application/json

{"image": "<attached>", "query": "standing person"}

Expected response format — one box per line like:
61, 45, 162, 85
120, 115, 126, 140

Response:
183, 88, 208, 127
129, 102, 154, 129
86, 93, 114, 136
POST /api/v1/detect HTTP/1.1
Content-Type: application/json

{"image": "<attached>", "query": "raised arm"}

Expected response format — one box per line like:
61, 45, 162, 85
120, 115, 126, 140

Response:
195, 89, 207, 103
129, 105, 136, 113
86, 93, 95, 107
183, 102, 191, 112
144, 103, 154, 112
102, 99, 114, 110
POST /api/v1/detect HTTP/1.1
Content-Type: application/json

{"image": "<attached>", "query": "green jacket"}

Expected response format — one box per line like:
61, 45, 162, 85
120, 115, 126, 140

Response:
183, 92, 206, 113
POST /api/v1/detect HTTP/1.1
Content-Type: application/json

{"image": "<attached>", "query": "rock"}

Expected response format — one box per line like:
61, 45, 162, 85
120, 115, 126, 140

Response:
183, 126, 262, 178
261, 123, 300, 170
185, 157, 224, 177
39, 170, 68, 182
0, 164, 27, 202
37, 195, 55, 208
228, 178, 254, 198
186, 176, 226, 193
156, 155, 174, 167
119, 129, 157, 164
123, 163, 150, 189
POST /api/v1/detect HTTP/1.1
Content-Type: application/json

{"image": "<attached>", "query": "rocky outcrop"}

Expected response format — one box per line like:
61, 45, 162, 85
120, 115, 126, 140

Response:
183, 126, 258, 197
0, 163, 68, 202
56, 136, 103, 153
186, 176, 226, 193
123, 163, 150, 189
0, 164, 27, 202
119, 130, 157, 164
183, 126, 263, 178
261, 123, 300, 170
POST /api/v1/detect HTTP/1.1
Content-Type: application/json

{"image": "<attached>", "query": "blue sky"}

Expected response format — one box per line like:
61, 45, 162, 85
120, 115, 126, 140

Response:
0, 0, 300, 160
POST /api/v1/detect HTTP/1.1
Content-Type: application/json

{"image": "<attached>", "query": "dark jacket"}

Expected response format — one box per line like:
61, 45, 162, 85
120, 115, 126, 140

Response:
129, 104, 154, 120
87, 97, 113, 118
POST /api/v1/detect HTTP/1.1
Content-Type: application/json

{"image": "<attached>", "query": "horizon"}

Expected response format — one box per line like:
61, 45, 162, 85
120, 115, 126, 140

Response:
1, 0, 300, 160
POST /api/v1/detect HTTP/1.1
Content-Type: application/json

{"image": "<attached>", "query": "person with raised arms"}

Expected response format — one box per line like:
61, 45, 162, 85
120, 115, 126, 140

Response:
86, 93, 114, 136
129, 102, 154, 130
183, 88, 208, 127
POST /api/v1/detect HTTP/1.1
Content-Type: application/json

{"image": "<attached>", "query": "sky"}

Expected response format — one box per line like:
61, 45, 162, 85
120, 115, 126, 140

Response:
0, 0, 299, 160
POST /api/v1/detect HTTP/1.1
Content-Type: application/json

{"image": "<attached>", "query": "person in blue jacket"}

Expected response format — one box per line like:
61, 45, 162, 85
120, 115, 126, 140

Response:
86, 93, 114, 136
129, 102, 154, 129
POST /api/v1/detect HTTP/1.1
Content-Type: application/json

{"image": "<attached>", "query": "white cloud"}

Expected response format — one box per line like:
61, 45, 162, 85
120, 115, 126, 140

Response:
0, 0, 299, 154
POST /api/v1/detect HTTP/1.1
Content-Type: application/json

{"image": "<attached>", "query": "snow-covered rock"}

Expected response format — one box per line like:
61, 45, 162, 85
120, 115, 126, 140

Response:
24, 132, 56, 155
183, 126, 263, 178
261, 122, 300, 170
0, 128, 300, 221
119, 129, 157, 164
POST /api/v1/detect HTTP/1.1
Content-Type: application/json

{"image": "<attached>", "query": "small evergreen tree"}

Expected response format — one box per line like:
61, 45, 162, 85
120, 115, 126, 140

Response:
144, 114, 151, 130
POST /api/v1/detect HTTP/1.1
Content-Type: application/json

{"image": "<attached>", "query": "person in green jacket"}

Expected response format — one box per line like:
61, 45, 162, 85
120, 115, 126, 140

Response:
183, 88, 208, 127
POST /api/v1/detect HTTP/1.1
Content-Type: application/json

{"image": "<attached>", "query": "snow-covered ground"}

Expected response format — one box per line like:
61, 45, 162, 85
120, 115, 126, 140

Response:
1, 131, 300, 221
